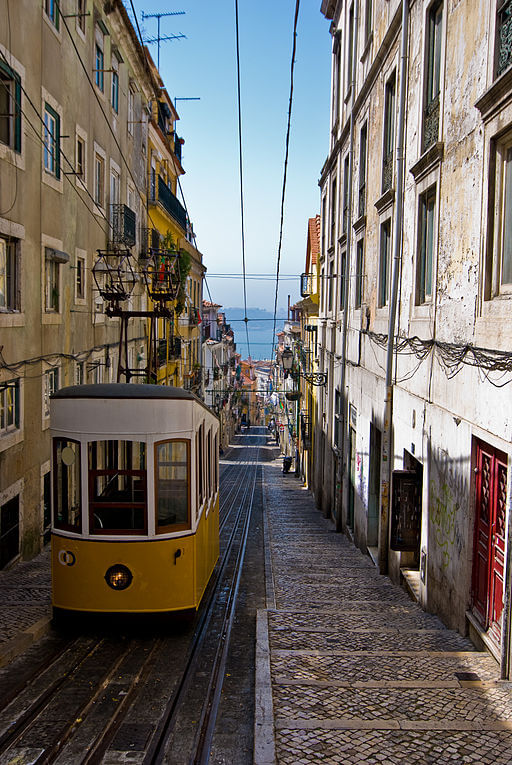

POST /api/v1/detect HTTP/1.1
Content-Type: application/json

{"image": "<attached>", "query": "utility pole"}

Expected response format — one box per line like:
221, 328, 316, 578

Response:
142, 10, 186, 70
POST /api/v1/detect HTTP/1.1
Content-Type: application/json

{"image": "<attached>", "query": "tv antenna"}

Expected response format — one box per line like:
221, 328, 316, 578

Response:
142, 10, 186, 69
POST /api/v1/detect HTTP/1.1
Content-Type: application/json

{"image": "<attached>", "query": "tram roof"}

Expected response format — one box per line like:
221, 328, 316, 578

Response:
52, 383, 199, 401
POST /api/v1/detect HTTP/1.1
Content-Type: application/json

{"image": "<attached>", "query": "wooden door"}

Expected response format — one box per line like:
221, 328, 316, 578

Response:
472, 441, 508, 642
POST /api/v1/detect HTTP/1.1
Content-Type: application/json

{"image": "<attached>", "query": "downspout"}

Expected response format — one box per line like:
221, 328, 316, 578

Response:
378, 0, 409, 573
336, 0, 358, 532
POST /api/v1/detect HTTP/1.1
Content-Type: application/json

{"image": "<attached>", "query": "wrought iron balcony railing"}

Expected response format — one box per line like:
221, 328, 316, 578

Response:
422, 95, 440, 153
498, 0, 512, 77
157, 176, 187, 231
382, 152, 393, 192
110, 204, 136, 247
300, 413, 312, 450
300, 273, 314, 298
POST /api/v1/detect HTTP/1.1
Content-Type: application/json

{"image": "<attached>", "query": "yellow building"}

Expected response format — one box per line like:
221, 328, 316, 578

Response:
145, 54, 204, 390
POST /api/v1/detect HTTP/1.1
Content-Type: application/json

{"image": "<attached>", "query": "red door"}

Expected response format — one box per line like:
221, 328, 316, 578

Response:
472, 441, 508, 644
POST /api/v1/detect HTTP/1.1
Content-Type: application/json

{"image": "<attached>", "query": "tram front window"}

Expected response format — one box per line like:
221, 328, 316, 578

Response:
53, 439, 81, 532
156, 440, 190, 532
89, 440, 147, 533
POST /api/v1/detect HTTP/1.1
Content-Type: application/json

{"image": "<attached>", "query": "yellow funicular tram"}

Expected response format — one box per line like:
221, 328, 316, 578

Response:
51, 383, 219, 614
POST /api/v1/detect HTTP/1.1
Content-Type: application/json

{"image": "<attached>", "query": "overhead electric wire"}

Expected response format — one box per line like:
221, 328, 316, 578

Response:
271, 0, 301, 363
234, 0, 251, 359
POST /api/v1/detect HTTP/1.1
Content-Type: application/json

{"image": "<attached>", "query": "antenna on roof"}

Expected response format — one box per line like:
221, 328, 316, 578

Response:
142, 10, 186, 69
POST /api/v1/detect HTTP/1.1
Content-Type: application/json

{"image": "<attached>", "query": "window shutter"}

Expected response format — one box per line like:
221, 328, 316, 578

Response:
14, 74, 21, 153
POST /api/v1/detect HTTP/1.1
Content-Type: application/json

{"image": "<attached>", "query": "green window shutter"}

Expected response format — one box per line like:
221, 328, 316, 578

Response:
55, 112, 60, 179
14, 74, 21, 153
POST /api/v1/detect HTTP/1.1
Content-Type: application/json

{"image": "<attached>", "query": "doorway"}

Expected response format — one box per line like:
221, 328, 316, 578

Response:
472, 440, 507, 647
367, 424, 381, 549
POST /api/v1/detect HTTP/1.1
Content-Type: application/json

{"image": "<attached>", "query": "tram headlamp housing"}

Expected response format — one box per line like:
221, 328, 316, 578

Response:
105, 564, 133, 590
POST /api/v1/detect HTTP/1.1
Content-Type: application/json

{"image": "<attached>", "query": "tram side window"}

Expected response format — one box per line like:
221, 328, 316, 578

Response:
197, 423, 204, 507
207, 429, 212, 499
156, 440, 190, 532
214, 433, 218, 492
53, 439, 81, 532
88, 440, 147, 533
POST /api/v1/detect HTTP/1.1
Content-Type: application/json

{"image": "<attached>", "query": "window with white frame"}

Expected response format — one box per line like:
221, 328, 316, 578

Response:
76, 133, 85, 179
111, 56, 119, 113
94, 151, 105, 208
346, 3, 355, 92
76, 254, 85, 300
382, 71, 396, 193
0, 61, 22, 153
44, 248, 60, 312
95, 23, 105, 92
109, 166, 120, 230
423, 1, 443, 153
44, 0, 59, 29
77, 0, 86, 34
128, 86, 135, 135
416, 185, 436, 304
487, 135, 512, 299
43, 103, 60, 178
355, 237, 364, 309
43, 367, 59, 419
75, 360, 85, 385
359, 122, 367, 218
379, 218, 391, 307
0, 380, 20, 435
0, 236, 20, 311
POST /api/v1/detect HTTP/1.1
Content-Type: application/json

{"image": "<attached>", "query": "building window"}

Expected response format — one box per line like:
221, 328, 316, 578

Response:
0, 236, 20, 312
0, 494, 19, 569
44, 250, 60, 312
109, 168, 120, 231
342, 154, 349, 234
128, 87, 135, 135
77, 0, 86, 33
332, 31, 341, 127
95, 44, 104, 92
423, 1, 443, 152
76, 134, 85, 178
76, 255, 85, 299
488, 139, 512, 299
75, 361, 85, 385
365, 0, 373, 46
346, 3, 355, 91
334, 389, 342, 449
111, 56, 119, 114
321, 196, 327, 255
339, 249, 347, 311
355, 237, 364, 309
43, 103, 60, 178
43, 368, 59, 419
359, 122, 367, 217
328, 257, 334, 313
0, 380, 20, 435
497, 0, 512, 78
0, 62, 22, 153
379, 219, 391, 307
94, 152, 105, 208
382, 72, 396, 192
330, 177, 337, 247
417, 185, 436, 304
44, 0, 59, 29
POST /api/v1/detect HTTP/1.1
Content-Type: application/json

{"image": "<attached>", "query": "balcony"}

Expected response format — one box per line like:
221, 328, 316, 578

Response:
300, 273, 314, 298
157, 176, 187, 231
422, 95, 439, 153
498, 0, 512, 77
110, 204, 136, 247
300, 413, 312, 450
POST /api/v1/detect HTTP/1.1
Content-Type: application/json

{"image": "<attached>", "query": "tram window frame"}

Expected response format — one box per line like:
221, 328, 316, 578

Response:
197, 423, 204, 507
206, 429, 212, 500
88, 440, 147, 535
214, 433, 218, 492
53, 438, 82, 533
155, 438, 191, 533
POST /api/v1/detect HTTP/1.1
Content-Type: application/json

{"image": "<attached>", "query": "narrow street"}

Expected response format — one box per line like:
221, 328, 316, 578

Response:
257, 455, 512, 764
1, 430, 512, 763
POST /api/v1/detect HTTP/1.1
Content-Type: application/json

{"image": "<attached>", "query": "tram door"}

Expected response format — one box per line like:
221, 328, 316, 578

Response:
472, 441, 508, 646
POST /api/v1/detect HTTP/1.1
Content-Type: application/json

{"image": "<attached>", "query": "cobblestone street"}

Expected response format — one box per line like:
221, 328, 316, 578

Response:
256, 459, 512, 764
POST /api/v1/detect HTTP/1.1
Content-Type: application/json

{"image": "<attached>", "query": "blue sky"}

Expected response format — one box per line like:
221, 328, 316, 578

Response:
132, 0, 332, 315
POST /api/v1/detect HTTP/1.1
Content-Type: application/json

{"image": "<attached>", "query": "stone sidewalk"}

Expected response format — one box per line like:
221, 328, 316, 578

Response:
255, 459, 512, 764
0, 547, 52, 668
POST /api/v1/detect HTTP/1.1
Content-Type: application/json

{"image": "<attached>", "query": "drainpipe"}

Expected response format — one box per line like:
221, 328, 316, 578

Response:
336, 0, 358, 532
378, 0, 409, 573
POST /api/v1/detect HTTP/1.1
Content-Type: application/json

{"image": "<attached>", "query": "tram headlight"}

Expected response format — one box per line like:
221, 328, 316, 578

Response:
105, 564, 133, 590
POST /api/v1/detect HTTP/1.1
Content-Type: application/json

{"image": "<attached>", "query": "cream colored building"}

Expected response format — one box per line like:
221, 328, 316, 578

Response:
0, 0, 157, 565
316, 0, 512, 674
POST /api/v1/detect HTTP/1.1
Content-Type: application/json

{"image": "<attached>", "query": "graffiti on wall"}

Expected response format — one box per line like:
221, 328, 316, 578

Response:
429, 445, 468, 569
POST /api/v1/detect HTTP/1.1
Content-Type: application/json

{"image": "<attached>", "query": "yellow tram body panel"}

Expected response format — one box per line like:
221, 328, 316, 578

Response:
52, 497, 219, 613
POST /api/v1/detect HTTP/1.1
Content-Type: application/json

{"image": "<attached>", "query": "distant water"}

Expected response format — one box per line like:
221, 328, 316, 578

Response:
223, 307, 288, 361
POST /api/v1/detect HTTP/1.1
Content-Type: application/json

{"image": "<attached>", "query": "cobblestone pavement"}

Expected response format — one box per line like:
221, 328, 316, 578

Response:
0, 547, 52, 666
255, 460, 512, 765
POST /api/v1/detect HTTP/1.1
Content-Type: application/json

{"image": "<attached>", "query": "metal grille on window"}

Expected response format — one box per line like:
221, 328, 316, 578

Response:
498, 0, 512, 77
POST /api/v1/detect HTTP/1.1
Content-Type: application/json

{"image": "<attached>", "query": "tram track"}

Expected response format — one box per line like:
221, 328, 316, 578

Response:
0, 430, 269, 764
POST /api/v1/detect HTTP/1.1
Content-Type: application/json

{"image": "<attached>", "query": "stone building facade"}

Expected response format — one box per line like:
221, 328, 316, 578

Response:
0, 1, 202, 567
315, 0, 512, 675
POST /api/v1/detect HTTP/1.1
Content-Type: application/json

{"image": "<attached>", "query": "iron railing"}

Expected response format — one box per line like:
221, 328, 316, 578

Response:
157, 176, 187, 231
110, 204, 136, 247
